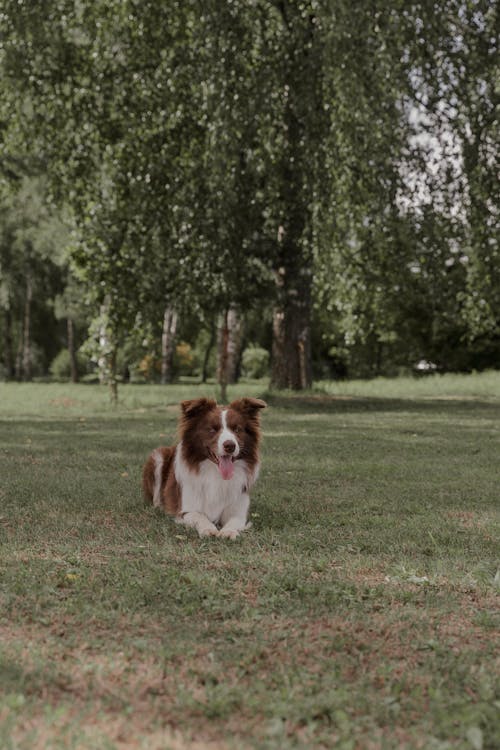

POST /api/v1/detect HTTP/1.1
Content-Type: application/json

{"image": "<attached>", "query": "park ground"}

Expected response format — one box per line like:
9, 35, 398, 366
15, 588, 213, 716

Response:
0, 373, 499, 750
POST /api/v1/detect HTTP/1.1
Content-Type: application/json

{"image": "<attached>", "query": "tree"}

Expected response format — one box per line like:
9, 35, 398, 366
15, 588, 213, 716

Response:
312, 1, 499, 376
406, 0, 499, 347
0, 177, 68, 380
1, 0, 497, 387
160, 307, 178, 385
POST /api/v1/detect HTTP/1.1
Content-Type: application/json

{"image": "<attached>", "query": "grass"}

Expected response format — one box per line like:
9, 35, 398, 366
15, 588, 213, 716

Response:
0, 373, 499, 749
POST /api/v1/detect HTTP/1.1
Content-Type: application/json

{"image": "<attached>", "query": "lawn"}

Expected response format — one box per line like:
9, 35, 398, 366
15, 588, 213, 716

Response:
0, 374, 498, 750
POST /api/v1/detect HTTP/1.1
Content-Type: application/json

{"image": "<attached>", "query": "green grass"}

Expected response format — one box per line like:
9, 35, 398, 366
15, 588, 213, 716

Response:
317, 370, 500, 400
0, 374, 499, 749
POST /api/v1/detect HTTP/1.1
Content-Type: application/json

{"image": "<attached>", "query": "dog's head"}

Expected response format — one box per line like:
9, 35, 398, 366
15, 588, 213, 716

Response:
179, 397, 266, 479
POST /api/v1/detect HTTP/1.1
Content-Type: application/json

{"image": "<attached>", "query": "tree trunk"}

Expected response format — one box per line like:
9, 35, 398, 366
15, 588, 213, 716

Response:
228, 307, 244, 383
270, 262, 313, 390
217, 309, 230, 404
109, 347, 118, 404
15, 336, 23, 380
3, 307, 15, 379
268, 10, 321, 391
375, 340, 383, 376
269, 95, 314, 390
161, 306, 178, 384
67, 317, 79, 383
22, 271, 33, 382
200, 325, 216, 384
98, 303, 108, 385
97, 300, 118, 402
217, 306, 243, 386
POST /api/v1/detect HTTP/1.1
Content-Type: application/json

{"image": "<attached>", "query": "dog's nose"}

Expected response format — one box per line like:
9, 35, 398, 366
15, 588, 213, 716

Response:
223, 440, 236, 454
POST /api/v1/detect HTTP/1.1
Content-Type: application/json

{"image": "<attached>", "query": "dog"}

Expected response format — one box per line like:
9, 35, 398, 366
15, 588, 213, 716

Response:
142, 397, 266, 538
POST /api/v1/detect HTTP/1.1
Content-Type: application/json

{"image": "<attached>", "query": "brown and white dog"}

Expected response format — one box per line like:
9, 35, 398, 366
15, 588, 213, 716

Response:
142, 397, 266, 539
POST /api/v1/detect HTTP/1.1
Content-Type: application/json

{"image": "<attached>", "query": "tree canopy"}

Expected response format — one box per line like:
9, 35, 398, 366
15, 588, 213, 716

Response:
0, 1, 497, 388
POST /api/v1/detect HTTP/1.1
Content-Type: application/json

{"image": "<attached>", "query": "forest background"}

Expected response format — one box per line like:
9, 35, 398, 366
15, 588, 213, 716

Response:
0, 0, 498, 398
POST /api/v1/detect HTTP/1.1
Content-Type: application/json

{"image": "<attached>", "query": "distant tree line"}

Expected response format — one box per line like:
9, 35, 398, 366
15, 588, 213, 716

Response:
0, 1, 497, 395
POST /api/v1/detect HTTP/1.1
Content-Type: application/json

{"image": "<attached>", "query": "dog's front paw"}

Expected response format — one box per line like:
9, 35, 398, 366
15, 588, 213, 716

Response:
218, 528, 241, 540
198, 525, 219, 538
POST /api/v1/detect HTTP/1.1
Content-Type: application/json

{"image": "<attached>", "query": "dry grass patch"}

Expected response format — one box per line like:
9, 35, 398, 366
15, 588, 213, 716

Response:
7, 710, 232, 750
1, 619, 234, 749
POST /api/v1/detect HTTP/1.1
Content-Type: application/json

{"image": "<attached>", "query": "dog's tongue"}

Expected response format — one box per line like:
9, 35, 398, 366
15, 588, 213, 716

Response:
218, 455, 234, 480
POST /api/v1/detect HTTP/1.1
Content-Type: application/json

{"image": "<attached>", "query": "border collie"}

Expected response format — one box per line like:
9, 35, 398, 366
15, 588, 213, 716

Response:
142, 397, 266, 539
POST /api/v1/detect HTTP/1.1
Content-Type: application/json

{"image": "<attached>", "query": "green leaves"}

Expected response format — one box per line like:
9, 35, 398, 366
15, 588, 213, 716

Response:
0, 0, 497, 382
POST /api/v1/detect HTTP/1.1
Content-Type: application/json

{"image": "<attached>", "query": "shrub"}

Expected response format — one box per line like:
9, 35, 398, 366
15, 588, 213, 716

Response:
49, 348, 88, 380
174, 341, 198, 376
241, 345, 270, 379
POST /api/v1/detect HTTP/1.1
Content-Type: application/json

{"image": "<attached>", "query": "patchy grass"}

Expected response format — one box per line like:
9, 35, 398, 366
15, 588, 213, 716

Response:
0, 375, 499, 749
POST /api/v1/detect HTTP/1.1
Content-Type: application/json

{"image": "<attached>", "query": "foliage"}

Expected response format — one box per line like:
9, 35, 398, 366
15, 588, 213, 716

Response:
171, 341, 194, 377
241, 345, 270, 379
403, 0, 499, 341
0, 177, 69, 378
311, 0, 499, 376
0, 1, 497, 384
49, 347, 88, 380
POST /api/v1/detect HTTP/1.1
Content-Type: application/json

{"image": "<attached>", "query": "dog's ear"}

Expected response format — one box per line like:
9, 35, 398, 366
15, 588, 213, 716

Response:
229, 398, 267, 416
180, 398, 217, 419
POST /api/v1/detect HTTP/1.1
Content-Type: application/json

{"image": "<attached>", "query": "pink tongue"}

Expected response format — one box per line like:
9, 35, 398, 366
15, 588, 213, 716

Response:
218, 455, 234, 480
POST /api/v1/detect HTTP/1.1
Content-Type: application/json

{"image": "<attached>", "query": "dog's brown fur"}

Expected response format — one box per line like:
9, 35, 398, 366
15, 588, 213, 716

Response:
142, 398, 265, 516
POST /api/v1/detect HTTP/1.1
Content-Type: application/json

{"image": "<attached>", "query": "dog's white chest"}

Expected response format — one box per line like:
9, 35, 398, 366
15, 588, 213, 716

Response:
175, 447, 249, 524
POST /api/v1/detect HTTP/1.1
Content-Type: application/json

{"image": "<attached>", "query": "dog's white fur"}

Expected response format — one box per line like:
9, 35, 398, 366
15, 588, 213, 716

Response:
217, 409, 240, 457
144, 398, 265, 539
150, 439, 257, 539
175, 441, 255, 539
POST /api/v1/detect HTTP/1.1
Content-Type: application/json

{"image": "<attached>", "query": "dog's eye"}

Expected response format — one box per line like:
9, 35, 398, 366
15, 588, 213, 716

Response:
208, 427, 218, 434
233, 426, 241, 434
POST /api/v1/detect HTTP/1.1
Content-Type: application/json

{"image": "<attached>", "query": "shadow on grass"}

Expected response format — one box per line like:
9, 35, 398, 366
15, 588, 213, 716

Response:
263, 392, 500, 415
1, 390, 498, 456
0, 655, 64, 699
0, 658, 26, 693
0, 417, 154, 455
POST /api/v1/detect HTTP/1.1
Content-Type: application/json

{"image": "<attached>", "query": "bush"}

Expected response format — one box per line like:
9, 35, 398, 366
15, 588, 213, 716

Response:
174, 341, 198, 376
49, 348, 88, 380
241, 345, 270, 379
